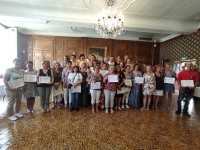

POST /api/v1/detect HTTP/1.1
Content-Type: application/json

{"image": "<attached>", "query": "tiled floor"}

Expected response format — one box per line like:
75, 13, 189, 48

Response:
0, 94, 200, 150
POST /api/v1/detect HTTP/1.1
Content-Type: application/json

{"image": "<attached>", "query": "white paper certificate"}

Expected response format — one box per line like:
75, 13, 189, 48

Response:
8, 78, 24, 89
135, 77, 144, 84
91, 82, 101, 90
164, 77, 175, 84
124, 79, 132, 86
108, 75, 118, 82
71, 85, 81, 93
24, 74, 37, 82
39, 76, 50, 83
117, 87, 124, 94
53, 85, 63, 96
100, 70, 108, 77
194, 87, 200, 97
181, 80, 194, 87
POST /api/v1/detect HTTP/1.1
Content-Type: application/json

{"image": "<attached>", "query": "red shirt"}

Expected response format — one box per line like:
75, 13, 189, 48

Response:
104, 73, 118, 91
178, 70, 199, 90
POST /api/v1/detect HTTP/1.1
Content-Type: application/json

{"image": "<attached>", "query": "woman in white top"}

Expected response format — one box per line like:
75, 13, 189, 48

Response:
68, 66, 83, 111
100, 63, 109, 77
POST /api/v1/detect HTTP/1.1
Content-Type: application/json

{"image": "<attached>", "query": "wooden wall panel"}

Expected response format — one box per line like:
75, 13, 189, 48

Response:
33, 36, 54, 50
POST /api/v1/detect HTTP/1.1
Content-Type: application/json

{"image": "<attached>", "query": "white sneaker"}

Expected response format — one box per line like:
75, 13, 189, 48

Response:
15, 113, 23, 118
118, 107, 122, 111
110, 109, 114, 114
9, 115, 18, 121
27, 109, 31, 113
126, 105, 129, 109
31, 109, 35, 113
121, 105, 124, 109
105, 109, 109, 114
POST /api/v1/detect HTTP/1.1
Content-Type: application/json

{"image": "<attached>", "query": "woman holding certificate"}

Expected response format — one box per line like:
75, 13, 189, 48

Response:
163, 63, 176, 110
68, 66, 83, 111
3, 58, 24, 121
141, 65, 156, 110
24, 61, 39, 113
128, 64, 142, 109
103, 65, 118, 114
87, 65, 103, 113
52, 62, 62, 109
37, 60, 54, 113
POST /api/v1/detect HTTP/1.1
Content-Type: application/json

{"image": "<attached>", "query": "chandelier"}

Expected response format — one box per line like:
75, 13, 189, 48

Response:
94, 0, 125, 39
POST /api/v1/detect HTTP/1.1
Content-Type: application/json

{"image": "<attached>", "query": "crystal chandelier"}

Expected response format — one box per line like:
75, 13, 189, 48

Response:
94, 0, 125, 39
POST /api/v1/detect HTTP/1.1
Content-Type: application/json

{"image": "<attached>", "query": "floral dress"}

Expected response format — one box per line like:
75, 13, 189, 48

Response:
143, 73, 155, 95
24, 70, 39, 98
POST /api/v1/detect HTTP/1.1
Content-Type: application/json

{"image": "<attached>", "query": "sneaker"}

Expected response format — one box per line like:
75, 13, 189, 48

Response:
105, 109, 109, 114
76, 108, 79, 111
27, 109, 31, 113
114, 107, 118, 110
9, 115, 18, 121
51, 105, 55, 109
183, 111, 190, 117
110, 109, 114, 114
125, 105, 129, 109
118, 107, 122, 111
31, 109, 35, 113
121, 105, 124, 109
15, 113, 23, 118
175, 110, 181, 114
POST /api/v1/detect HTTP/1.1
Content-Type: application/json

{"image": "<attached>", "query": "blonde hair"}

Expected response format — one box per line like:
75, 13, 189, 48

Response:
41, 60, 48, 65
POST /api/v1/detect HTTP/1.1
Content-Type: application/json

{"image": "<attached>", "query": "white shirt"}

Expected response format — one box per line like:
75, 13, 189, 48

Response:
68, 73, 83, 83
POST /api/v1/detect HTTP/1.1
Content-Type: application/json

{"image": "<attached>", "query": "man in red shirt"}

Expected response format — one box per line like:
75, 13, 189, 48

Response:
176, 62, 199, 116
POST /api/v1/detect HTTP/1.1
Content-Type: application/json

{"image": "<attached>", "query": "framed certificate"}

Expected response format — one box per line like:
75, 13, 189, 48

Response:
91, 82, 101, 90
124, 79, 132, 86
108, 75, 118, 82
135, 77, 144, 84
39, 76, 51, 83
8, 78, 24, 89
164, 77, 175, 84
24, 74, 37, 82
181, 80, 194, 87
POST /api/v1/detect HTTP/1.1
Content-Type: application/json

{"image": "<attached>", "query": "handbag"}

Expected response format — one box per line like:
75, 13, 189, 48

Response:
68, 73, 77, 89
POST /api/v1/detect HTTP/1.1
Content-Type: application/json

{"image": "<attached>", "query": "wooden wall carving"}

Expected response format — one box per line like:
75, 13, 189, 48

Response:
19, 35, 159, 69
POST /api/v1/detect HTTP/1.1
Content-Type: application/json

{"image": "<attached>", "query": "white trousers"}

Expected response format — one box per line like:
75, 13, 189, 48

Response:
90, 90, 101, 104
64, 87, 71, 105
104, 89, 116, 109
122, 87, 131, 104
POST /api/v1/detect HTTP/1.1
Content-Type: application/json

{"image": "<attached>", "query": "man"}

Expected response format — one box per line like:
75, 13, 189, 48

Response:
175, 62, 199, 116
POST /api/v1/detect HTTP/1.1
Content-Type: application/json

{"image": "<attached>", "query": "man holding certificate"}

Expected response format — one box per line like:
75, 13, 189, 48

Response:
3, 58, 24, 121
175, 62, 199, 116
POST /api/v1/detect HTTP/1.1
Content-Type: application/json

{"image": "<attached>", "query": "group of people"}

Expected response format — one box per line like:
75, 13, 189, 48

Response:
3, 53, 199, 121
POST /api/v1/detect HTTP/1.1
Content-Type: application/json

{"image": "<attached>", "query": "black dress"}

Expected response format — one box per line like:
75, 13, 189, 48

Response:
80, 69, 89, 107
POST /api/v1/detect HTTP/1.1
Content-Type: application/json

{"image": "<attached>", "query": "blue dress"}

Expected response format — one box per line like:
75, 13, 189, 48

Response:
128, 71, 142, 108
164, 70, 176, 93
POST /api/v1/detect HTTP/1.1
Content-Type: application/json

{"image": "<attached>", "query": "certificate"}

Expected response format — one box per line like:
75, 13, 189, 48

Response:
8, 78, 24, 89
124, 79, 132, 86
91, 82, 101, 90
100, 70, 108, 77
71, 85, 81, 93
194, 87, 200, 97
39, 76, 50, 83
164, 77, 175, 84
24, 74, 37, 82
135, 77, 144, 84
53, 85, 63, 96
117, 87, 124, 94
181, 80, 194, 87
108, 75, 118, 82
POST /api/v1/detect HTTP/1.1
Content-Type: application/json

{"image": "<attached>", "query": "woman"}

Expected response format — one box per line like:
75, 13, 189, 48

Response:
90, 60, 98, 73
24, 61, 39, 113
128, 64, 142, 109
87, 65, 103, 112
126, 58, 133, 71
163, 63, 176, 110
61, 55, 70, 69
153, 65, 164, 109
141, 65, 156, 110
3, 58, 24, 121
115, 65, 124, 110
99, 56, 104, 68
68, 66, 83, 111
78, 54, 88, 68
62, 61, 73, 108
80, 61, 89, 107
122, 66, 132, 109
100, 63, 109, 77
52, 62, 62, 109
103, 65, 118, 114
119, 61, 125, 71
37, 60, 54, 113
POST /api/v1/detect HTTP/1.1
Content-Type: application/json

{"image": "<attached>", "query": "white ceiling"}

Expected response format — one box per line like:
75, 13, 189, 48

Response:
0, 0, 200, 42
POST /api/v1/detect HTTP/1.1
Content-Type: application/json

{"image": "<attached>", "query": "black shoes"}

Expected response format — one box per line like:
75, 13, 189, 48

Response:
76, 108, 79, 111
183, 112, 191, 117
70, 107, 75, 111
175, 110, 181, 114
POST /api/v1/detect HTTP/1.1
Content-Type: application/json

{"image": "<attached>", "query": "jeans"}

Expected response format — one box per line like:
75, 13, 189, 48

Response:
177, 89, 194, 112
71, 93, 79, 108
